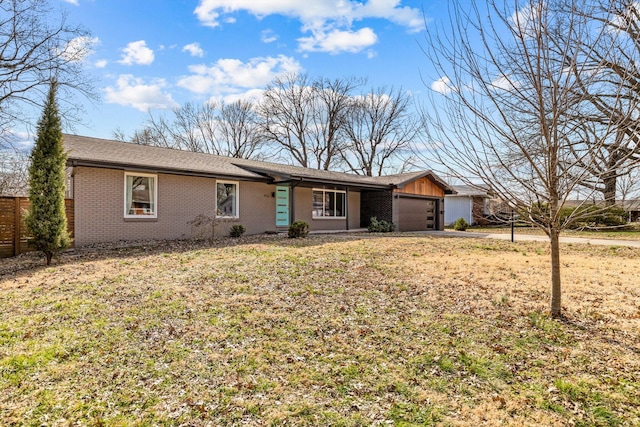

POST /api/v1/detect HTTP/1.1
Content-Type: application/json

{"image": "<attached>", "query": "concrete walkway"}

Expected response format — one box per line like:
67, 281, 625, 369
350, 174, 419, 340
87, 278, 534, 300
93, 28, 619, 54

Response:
422, 230, 640, 248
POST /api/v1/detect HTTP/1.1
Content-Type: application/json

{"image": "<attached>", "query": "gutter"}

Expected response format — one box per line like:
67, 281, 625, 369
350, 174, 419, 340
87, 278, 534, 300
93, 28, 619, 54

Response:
66, 159, 270, 182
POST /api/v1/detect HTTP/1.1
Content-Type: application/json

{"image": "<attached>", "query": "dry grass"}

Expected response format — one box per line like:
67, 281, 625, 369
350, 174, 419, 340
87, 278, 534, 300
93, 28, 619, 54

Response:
468, 225, 640, 241
1, 234, 639, 426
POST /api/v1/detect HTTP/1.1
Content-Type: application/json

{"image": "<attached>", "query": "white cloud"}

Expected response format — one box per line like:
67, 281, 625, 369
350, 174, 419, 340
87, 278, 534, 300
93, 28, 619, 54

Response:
608, 2, 640, 33
177, 55, 303, 95
261, 29, 278, 43
194, 0, 422, 30
510, 2, 544, 38
60, 36, 99, 62
95, 59, 108, 68
104, 74, 178, 111
61, 0, 79, 5
118, 40, 155, 65
3, 130, 33, 150
209, 88, 267, 106
298, 27, 378, 54
431, 76, 454, 95
491, 75, 520, 92
193, 0, 423, 52
183, 42, 205, 57
352, 0, 424, 33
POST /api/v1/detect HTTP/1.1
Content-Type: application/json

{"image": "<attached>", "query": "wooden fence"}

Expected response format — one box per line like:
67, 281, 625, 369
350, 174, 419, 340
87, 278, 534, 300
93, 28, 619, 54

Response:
0, 197, 74, 258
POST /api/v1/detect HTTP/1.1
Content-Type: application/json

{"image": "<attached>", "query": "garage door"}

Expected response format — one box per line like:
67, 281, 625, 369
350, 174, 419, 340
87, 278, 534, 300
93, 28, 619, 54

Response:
398, 198, 436, 231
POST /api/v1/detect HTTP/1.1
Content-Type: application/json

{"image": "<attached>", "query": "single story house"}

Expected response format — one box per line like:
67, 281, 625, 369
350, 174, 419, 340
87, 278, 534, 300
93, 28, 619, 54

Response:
63, 134, 454, 246
621, 200, 640, 222
444, 185, 491, 225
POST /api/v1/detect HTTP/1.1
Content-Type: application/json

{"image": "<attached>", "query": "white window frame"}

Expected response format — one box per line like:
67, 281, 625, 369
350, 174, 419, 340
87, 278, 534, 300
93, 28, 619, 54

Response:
312, 188, 346, 219
216, 180, 239, 218
124, 172, 158, 219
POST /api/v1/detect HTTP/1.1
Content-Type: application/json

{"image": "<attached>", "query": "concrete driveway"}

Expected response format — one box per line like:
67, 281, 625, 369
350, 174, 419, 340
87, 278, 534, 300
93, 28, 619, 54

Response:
423, 230, 640, 248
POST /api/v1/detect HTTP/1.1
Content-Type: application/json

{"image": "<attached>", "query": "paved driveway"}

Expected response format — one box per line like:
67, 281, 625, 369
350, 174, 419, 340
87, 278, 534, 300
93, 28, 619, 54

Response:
423, 230, 640, 248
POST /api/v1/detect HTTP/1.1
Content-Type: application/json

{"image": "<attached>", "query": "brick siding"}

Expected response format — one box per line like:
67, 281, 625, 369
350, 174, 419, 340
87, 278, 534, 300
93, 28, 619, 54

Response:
73, 167, 277, 246
360, 190, 393, 227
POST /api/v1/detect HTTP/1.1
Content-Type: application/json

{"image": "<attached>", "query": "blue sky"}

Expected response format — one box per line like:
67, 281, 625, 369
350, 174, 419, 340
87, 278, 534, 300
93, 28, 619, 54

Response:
54, 0, 447, 140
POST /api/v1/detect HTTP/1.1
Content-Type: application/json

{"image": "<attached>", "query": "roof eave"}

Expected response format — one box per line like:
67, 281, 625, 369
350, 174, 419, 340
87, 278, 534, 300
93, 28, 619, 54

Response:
287, 175, 393, 190
236, 163, 393, 190
67, 158, 269, 182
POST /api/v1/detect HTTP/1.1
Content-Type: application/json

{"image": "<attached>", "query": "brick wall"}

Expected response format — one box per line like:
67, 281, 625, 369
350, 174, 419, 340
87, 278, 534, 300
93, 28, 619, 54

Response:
73, 167, 277, 246
472, 197, 489, 225
360, 190, 393, 227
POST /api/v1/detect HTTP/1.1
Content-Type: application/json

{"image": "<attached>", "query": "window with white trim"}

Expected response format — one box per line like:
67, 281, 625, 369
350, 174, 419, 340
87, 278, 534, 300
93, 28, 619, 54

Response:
124, 172, 157, 218
312, 189, 346, 218
216, 180, 239, 217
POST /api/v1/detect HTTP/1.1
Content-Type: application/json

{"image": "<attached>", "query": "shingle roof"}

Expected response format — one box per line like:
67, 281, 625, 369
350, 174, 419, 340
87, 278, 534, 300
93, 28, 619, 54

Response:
63, 134, 453, 192
64, 134, 264, 180
448, 185, 490, 197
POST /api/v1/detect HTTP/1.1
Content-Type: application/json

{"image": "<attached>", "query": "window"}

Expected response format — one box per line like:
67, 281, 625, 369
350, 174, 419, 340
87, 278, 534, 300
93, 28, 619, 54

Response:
216, 181, 238, 217
124, 172, 157, 218
312, 189, 346, 218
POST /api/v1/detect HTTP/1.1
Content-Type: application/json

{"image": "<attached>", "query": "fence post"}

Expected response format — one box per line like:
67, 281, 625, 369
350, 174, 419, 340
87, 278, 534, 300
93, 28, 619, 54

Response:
14, 197, 21, 256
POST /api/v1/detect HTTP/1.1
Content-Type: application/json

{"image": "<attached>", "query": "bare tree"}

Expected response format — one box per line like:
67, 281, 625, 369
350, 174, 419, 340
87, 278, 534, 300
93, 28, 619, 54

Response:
114, 100, 265, 159
0, 0, 95, 135
0, 148, 29, 195
0, 0, 96, 191
258, 74, 361, 169
420, 0, 628, 317
113, 127, 167, 147
311, 76, 363, 170
340, 87, 417, 176
217, 100, 265, 159
258, 74, 314, 167
560, 0, 640, 203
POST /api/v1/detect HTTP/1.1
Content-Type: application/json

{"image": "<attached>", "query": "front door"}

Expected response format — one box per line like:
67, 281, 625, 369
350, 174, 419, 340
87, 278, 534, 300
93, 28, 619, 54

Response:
275, 186, 290, 227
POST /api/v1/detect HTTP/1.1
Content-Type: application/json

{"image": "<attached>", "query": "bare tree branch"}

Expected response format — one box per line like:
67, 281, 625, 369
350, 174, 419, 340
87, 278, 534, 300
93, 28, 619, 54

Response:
257, 73, 363, 170
115, 100, 266, 160
340, 87, 417, 176
419, 0, 624, 317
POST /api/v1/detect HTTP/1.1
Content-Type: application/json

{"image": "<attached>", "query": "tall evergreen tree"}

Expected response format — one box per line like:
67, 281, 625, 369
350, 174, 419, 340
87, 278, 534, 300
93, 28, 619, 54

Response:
26, 81, 69, 265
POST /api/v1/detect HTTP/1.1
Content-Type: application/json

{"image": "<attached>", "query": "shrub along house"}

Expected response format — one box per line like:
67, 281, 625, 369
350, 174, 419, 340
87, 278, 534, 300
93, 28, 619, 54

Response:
63, 134, 454, 246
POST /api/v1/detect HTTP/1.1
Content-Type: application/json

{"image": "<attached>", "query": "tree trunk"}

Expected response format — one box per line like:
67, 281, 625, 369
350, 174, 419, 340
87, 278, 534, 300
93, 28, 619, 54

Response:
549, 229, 562, 318
45, 251, 53, 266
603, 144, 622, 205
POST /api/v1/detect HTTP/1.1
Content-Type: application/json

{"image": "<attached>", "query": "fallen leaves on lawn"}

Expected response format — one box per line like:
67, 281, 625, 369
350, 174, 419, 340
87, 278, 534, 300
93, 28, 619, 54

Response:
1, 234, 639, 426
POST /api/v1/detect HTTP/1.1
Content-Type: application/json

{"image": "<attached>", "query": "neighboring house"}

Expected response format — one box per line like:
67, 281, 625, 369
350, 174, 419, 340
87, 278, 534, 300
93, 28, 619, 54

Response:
621, 200, 640, 222
64, 135, 454, 246
565, 199, 640, 223
444, 185, 491, 226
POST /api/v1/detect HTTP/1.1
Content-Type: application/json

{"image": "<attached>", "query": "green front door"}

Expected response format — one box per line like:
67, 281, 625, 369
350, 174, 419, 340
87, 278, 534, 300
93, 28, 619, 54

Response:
275, 186, 290, 227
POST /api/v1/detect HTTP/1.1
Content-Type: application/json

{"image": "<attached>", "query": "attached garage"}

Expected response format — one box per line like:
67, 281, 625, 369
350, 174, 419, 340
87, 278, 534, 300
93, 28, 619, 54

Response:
396, 196, 438, 231
358, 171, 454, 232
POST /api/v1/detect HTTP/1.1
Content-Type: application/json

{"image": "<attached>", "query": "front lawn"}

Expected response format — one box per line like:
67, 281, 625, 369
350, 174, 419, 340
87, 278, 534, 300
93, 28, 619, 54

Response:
467, 224, 640, 241
1, 234, 639, 426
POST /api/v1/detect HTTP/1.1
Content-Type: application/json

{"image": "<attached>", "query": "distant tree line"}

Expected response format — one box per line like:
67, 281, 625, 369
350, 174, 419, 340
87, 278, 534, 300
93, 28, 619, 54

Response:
114, 73, 417, 177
